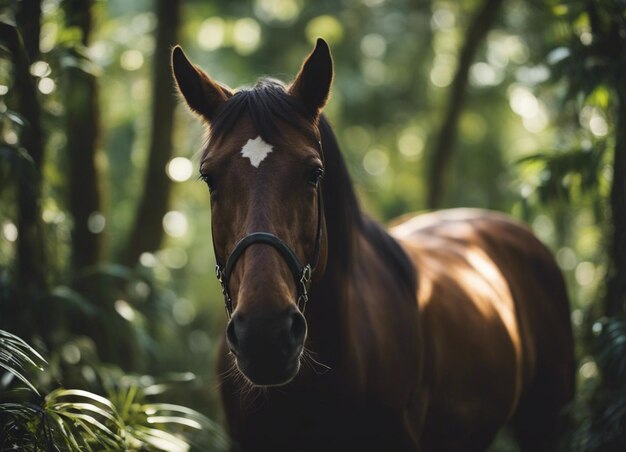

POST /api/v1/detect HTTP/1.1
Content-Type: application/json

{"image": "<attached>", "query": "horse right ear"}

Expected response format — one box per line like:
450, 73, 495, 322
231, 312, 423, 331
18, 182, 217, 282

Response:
171, 46, 232, 121
289, 38, 333, 119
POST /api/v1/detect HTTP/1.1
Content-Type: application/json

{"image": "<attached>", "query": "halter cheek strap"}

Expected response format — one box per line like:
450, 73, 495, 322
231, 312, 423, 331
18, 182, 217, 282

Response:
213, 141, 325, 319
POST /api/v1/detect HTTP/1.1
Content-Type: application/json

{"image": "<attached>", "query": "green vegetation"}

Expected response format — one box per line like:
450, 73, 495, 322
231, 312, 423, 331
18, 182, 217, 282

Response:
0, 0, 624, 450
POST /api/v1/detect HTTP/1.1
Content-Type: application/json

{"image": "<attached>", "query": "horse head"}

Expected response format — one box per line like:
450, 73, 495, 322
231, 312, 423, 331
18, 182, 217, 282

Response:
172, 39, 333, 386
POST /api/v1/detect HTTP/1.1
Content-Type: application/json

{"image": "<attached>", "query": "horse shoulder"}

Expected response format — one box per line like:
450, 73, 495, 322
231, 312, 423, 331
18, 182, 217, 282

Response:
390, 209, 530, 437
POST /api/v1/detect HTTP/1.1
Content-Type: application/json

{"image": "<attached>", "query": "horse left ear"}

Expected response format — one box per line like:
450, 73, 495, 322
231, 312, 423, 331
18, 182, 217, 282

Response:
171, 45, 232, 121
289, 38, 334, 119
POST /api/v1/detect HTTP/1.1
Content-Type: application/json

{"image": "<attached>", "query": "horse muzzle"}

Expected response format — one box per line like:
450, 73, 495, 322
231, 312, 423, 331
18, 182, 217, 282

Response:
226, 305, 307, 386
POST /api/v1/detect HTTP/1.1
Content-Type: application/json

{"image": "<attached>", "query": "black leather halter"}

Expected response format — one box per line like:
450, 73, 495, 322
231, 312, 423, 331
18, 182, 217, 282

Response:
213, 141, 325, 319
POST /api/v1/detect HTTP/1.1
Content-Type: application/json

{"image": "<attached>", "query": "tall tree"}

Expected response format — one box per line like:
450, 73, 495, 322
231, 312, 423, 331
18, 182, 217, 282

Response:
588, 0, 626, 318
62, 0, 106, 269
15, 0, 41, 62
0, 22, 47, 295
426, 0, 504, 209
123, 0, 181, 266
12, 0, 44, 170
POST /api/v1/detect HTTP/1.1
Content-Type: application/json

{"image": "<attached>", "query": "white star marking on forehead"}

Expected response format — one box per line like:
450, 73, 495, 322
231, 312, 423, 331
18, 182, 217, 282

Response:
240, 136, 273, 168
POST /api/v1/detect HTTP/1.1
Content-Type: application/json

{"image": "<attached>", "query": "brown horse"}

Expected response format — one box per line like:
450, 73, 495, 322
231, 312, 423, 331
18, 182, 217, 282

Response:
172, 39, 574, 451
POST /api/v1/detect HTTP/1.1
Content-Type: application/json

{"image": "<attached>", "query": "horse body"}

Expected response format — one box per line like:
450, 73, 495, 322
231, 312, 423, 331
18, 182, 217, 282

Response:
171, 39, 574, 451
218, 207, 574, 451
394, 209, 574, 450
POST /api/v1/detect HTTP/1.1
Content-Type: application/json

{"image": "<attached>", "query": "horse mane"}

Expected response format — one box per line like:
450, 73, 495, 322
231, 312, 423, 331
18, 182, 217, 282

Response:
207, 78, 416, 298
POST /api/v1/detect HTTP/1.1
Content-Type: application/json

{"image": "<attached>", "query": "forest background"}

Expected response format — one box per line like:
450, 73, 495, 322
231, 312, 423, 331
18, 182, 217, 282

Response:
0, 0, 625, 450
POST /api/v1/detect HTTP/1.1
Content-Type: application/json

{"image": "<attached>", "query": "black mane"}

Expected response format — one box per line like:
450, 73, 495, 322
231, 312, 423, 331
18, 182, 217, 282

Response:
208, 79, 416, 298
210, 78, 317, 145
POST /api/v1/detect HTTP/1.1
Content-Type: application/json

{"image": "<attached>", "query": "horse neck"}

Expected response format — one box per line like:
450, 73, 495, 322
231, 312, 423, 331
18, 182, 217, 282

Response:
305, 117, 364, 369
305, 117, 417, 375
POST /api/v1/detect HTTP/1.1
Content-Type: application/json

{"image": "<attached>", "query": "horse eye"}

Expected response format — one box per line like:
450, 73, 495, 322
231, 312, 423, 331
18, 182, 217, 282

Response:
308, 167, 324, 187
200, 173, 214, 191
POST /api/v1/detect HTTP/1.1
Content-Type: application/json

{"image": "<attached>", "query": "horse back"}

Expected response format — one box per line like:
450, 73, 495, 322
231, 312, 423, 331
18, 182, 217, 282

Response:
390, 208, 574, 448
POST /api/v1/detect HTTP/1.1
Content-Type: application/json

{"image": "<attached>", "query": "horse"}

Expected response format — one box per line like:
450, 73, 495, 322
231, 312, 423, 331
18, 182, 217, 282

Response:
171, 39, 575, 451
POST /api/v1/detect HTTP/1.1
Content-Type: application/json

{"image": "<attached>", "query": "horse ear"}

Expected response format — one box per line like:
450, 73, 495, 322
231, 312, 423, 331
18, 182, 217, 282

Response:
289, 38, 333, 118
171, 45, 232, 121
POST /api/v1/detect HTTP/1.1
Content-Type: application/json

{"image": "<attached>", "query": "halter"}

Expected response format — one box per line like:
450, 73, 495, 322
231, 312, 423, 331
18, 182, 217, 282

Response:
213, 141, 325, 319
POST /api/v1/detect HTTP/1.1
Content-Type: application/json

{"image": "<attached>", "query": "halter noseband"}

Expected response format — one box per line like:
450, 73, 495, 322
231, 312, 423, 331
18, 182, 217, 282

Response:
213, 141, 325, 319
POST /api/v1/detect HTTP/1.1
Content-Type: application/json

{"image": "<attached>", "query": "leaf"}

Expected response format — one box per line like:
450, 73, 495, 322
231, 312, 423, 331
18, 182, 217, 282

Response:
49, 402, 122, 428
130, 425, 191, 451
48, 286, 98, 317
46, 388, 121, 414
0, 330, 47, 394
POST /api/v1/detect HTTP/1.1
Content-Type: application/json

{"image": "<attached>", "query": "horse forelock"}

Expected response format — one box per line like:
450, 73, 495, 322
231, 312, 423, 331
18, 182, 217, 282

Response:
204, 78, 318, 156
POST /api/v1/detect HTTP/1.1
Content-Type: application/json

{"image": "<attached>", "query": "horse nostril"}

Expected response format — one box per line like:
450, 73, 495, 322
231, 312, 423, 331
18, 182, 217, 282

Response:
226, 318, 239, 355
289, 310, 307, 347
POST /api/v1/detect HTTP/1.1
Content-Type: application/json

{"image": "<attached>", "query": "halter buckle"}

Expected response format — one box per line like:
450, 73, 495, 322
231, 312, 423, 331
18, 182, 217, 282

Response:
300, 264, 312, 286
216, 265, 233, 318
297, 264, 312, 312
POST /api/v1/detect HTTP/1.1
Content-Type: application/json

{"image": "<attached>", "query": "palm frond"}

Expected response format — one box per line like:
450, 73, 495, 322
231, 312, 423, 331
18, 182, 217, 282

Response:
141, 403, 230, 450
110, 380, 230, 451
129, 425, 191, 451
594, 318, 626, 389
44, 388, 128, 449
0, 329, 46, 394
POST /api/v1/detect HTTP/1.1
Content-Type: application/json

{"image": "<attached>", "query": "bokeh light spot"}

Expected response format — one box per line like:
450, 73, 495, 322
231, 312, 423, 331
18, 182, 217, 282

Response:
87, 211, 106, 234
430, 54, 455, 88
158, 247, 188, 269
30, 61, 51, 77
579, 360, 598, 379
61, 343, 81, 364
362, 59, 387, 86
556, 247, 577, 271
173, 298, 196, 325
38, 77, 55, 94
360, 34, 387, 59
362, 0, 385, 6
2, 221, 18, 242
115, 299, 136, 321
167, 157, 194, 182
233, 18, 261, 55
431, 8, 455, 31
140, 252, 158, 267
305, 15, 344, 45
198, 17, 225, 50
255, 0, 301, 24
120, 50, 144, 71
469, 62, 502, 87
397, 128, 424, 161
575, 261, 596, 286
163, 211, 189, 238
363, 148, 389, 175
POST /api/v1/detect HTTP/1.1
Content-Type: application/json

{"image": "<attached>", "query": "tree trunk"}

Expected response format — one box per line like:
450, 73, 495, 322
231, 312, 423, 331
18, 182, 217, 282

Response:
62, 0, 106, 270
7, 3, 44, 170
0, 22, 47, 295
605, 87, 626, 317
426, 0, 504, 209
15, 0, 41, 62
123, 0, 181, 266
585, 0, 626, 317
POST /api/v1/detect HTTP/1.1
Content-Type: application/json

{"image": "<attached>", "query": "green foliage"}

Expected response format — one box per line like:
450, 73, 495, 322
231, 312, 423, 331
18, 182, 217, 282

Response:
0, 330, 46, 395
0, 329, 228, 451
569, 320, 626, 451
516, 144, 605, 204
